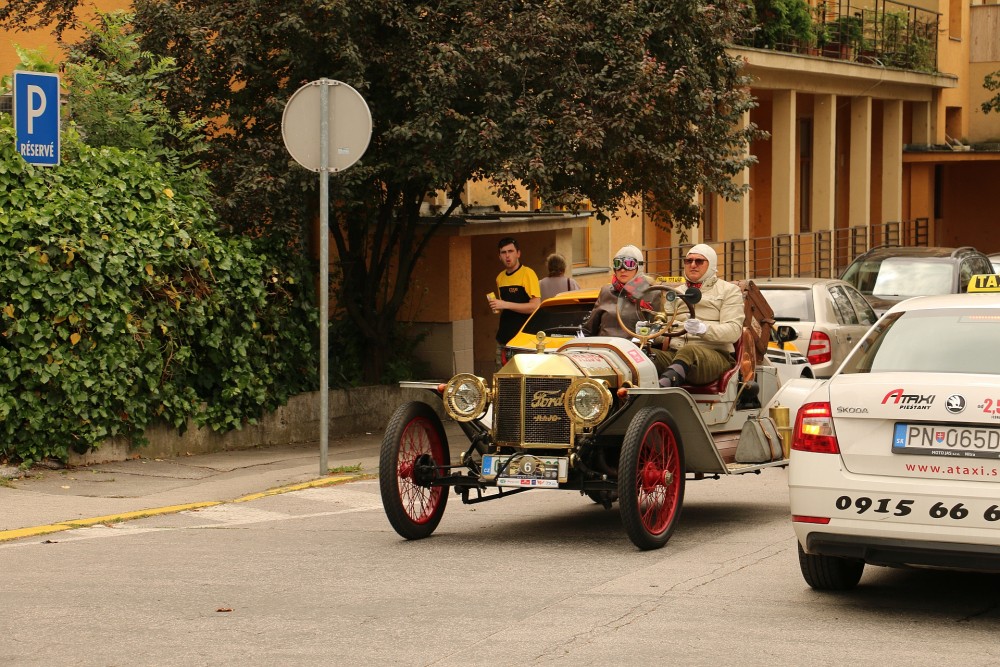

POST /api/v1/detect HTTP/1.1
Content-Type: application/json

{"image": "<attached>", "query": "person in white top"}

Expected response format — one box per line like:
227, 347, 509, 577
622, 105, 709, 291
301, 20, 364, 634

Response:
538, 253, 580, 301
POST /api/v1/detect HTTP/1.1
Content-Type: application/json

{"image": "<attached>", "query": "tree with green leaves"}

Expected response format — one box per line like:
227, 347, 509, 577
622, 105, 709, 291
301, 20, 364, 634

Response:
0, 15, 316, 464
61, 11, 209, 172
4, 0, 761, 384
984, 71, 1000, 115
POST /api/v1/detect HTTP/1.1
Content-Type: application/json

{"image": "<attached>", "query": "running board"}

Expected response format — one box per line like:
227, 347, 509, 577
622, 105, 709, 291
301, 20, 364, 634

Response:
726, 460, 788, 475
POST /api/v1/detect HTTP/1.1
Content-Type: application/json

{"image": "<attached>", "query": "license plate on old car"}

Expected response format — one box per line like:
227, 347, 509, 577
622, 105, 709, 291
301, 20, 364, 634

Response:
892, 423, 1000, 459
481, 454, 568, 487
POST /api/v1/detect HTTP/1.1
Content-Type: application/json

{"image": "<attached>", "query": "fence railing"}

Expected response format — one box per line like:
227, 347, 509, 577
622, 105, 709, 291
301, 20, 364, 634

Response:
645, 218, 930, 280
737, 0, 940, 74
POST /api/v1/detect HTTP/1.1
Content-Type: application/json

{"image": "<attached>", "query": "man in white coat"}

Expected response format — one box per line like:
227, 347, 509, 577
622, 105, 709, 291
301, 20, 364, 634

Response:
655, 244, 744, 387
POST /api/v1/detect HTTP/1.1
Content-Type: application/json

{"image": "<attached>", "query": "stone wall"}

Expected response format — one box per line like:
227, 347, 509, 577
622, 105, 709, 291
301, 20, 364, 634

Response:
69, 386, 445, 465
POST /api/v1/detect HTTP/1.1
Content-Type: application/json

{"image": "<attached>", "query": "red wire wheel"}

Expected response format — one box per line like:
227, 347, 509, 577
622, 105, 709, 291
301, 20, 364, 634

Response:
618, 407, 686, 550
379, 402, 450, 539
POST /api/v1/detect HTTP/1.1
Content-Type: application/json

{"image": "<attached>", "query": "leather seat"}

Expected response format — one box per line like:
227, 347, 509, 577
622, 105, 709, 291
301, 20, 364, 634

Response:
681, 327, 754, 395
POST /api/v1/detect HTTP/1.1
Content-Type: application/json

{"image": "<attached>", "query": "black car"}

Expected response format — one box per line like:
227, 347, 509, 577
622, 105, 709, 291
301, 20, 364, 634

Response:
840, 245, 994, 315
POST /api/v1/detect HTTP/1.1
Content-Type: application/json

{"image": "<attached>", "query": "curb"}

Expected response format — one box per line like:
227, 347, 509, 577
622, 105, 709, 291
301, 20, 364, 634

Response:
0, 473, 362, 544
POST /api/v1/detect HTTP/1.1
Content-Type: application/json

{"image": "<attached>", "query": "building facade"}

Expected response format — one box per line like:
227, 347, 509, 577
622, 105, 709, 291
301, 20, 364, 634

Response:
5, 0, 999, 380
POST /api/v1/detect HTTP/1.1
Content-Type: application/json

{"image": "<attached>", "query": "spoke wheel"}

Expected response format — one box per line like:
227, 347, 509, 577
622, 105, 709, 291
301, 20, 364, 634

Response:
379, 402, 450, 540
797, 542, 864, 591
618, 407, 685, 550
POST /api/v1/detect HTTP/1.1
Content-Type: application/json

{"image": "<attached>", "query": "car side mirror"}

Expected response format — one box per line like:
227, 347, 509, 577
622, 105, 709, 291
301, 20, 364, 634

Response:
773, 325, 798, 349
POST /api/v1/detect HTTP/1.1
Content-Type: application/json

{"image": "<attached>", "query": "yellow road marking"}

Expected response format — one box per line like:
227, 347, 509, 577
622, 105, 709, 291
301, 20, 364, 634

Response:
0, 473, 366, 543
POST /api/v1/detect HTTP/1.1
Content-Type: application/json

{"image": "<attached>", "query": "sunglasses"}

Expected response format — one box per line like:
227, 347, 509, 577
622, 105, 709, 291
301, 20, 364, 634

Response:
613, 257, 640, 271
684, 258, 707, 266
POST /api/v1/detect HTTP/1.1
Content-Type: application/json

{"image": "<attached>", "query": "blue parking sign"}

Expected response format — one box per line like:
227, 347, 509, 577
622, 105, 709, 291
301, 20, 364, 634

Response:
14, 70, 61, 166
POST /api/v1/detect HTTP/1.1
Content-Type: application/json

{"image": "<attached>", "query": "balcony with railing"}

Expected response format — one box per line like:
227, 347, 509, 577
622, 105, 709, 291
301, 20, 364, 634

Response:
738, 0, 940, 73
646, 218, 930, 281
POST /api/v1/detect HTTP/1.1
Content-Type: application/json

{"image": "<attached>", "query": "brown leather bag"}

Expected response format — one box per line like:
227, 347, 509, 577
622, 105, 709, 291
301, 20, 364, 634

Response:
735, 280, 776, 365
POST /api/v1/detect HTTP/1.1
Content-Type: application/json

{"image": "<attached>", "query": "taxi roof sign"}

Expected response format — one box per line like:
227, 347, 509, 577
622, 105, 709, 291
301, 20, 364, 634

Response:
968, 274, 1000, 292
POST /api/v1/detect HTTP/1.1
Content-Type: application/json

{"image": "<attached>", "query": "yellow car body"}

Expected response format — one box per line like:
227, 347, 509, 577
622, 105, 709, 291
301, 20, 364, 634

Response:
502, 288, 599, 363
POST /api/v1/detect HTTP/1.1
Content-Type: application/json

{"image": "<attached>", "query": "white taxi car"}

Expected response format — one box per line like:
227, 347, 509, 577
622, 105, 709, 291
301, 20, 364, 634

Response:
788, 275, 1000, 590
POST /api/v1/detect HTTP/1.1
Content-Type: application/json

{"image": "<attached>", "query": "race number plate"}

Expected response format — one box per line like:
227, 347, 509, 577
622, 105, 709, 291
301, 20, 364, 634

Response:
892, 423, 1000, 459
481, 454, 568, 487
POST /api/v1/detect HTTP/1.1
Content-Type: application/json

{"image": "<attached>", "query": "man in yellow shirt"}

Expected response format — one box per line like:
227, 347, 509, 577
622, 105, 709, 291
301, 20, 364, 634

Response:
489, 237, 541, 368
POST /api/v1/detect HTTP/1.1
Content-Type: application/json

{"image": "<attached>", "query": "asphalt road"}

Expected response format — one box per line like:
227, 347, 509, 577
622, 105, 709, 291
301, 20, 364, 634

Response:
2, 466, 998, 666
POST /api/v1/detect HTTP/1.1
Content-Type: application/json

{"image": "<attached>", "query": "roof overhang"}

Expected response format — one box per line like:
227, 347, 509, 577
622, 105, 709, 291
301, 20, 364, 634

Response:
426, 210, 593, 237
730, 46, 957, 102
902, 150, 1000, 163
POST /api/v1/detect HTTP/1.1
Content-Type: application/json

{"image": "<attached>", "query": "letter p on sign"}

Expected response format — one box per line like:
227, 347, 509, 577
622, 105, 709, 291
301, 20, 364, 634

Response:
26, 85, 46, 133
14, 70, 61, 166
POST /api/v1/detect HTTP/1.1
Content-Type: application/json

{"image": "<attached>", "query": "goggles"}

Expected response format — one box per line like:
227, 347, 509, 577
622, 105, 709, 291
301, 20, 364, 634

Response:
684, 257, 707, 266
613, 256, 640, 271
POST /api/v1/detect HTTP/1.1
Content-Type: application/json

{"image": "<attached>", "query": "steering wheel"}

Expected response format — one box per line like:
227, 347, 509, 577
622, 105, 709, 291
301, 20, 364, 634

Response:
616, 284, 701, 349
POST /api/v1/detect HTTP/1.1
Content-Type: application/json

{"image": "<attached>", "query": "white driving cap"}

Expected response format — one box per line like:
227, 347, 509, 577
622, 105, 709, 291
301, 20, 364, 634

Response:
687, 243, 718, 279
614, 245, 644, 264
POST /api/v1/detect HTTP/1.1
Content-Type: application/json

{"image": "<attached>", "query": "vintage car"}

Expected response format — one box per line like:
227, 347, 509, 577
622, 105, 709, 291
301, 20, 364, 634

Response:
379, 281, 790, 550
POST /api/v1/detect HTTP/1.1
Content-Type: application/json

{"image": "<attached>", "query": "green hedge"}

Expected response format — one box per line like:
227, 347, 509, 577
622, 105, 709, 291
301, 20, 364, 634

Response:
0, 117, 316, 464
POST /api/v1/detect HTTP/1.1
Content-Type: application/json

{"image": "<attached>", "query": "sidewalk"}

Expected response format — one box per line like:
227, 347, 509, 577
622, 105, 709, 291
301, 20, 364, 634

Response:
0, 421, 465, 542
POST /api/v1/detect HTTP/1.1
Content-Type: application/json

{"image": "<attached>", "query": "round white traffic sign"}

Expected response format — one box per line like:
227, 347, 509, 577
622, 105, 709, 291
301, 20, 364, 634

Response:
281, 79, 372, 172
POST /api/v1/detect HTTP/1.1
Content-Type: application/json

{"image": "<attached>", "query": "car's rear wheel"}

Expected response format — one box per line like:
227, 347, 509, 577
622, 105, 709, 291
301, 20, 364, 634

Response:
797, 542, 864, 591
618, 407, 685, 550
379, 402, 450, 540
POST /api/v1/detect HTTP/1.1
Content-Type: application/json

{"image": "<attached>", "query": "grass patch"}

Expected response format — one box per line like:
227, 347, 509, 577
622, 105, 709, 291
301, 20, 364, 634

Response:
328, 463, 363, 475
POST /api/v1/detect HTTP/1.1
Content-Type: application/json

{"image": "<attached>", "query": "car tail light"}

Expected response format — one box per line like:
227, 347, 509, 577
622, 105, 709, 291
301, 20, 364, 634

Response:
792, 515, 831, 524
806, 331, 832, 365
792, 402, 840, 454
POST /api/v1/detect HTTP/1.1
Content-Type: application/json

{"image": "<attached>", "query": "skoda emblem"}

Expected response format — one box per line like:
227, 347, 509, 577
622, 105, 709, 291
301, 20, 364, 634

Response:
945, 395, 966, 414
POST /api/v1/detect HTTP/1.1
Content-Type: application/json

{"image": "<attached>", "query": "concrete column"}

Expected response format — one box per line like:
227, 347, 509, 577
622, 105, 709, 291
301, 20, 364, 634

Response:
811, 94, 836, 235
718, 111, 750, 280
771, 90, 797, 238
721, 111, 751, 241
849, 96, 872, 231
911, 101, 932, 147
771, 91, 796, 277
412, 235, 475, 378
882, 100, 904, 226
721, 111, 751, 281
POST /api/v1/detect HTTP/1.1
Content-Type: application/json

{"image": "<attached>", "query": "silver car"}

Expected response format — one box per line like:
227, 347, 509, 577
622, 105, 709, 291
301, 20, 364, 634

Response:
757, 277, 877, 379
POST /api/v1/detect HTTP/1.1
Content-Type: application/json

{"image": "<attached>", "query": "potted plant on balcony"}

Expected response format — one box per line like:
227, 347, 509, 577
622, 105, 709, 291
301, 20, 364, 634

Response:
751, 0, 817, 54
822, 14, 864, 60
902, 33, 935, 73
812, 14, 831, 56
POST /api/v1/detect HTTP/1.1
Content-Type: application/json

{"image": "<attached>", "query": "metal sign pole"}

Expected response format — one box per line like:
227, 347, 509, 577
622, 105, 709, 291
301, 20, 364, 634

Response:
319, 80, 330, 476
280, 77, 370, 478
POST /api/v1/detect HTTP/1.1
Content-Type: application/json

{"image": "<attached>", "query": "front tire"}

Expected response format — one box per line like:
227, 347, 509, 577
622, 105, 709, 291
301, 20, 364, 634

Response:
797, 542, 864, 590
379, 402, 450, 540
618, 407, 685, 550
